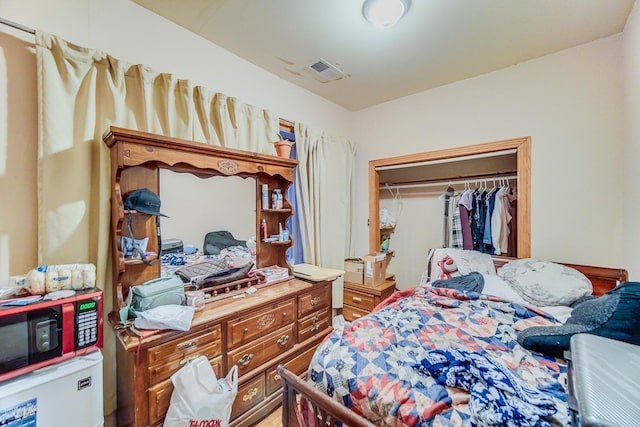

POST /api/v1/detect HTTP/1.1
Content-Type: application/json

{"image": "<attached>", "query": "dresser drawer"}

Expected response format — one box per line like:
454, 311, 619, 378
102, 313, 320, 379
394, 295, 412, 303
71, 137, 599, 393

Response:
147, 325, 222, 366
343, 305, 369, 322
266, 345, 317, 395
344, 288, 375, 311
231, 374, 265, 419
148, 356, 223, 426
149, 339, 222, 385
298, 307, 331, 343
227, 299, 295, 350
298, 285, 331, 317
228, 325, 295, 377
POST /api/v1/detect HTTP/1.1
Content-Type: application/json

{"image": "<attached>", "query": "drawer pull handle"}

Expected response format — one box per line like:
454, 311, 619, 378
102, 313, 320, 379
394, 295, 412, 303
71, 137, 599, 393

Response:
242, 387, 258, 402
244, 327, 249, 333
274, 373, 281, 381
177, 339, 198, 350
312, 314, 319, 322
179, 354, 201, 365
238, 353, 254, 367
277, 335, 290, 346
353, 313, 361, 319
352, 296, 362, 303
310, 297, 321, 306
311, 324, 320, 332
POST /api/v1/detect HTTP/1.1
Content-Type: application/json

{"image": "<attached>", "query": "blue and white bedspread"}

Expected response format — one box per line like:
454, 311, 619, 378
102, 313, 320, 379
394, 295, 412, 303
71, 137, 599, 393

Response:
307, 286, 569, 426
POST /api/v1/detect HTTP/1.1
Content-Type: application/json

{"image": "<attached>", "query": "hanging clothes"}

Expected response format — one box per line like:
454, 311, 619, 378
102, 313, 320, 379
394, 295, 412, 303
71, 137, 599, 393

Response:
450, 192, 463, 249
442, 186, 456, 248
482, 187, 499, 254
440, 181, 517, 254
458, 189, 475, 250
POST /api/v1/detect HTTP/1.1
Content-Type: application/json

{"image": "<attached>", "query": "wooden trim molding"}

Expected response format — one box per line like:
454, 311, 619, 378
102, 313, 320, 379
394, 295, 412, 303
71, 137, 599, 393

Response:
369, 137, 531, 257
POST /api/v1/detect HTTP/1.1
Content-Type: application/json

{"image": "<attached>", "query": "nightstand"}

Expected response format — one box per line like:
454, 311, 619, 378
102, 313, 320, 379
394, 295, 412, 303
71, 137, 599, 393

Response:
342, 279, 396, 321
568, 334, 640, 426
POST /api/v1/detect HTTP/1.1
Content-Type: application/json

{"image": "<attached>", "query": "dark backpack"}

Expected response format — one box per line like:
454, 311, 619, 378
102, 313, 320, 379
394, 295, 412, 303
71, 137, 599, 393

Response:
203, 231, 246, 255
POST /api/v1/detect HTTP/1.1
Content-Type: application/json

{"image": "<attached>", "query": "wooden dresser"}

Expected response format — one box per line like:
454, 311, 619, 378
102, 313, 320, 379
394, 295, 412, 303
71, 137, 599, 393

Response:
342, 279, 396, 321
103, 128, 332, 426
112, 278, 331, 427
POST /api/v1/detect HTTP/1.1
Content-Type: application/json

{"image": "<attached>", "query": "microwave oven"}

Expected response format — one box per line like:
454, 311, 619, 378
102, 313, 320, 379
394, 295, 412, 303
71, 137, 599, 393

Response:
0, 288, 103, 382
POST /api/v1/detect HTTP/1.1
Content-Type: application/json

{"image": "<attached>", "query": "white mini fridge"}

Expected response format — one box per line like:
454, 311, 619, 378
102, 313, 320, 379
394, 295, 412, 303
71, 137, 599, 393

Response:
0, 351, 103, 427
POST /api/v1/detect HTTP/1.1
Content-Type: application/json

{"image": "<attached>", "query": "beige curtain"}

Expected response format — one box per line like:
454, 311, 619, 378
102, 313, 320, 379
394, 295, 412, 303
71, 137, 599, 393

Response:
294, 122, 355, 307
36, 30, 279, 417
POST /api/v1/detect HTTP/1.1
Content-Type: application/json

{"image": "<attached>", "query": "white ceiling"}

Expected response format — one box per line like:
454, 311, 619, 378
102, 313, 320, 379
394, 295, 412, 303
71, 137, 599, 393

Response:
132, 0, 635, 111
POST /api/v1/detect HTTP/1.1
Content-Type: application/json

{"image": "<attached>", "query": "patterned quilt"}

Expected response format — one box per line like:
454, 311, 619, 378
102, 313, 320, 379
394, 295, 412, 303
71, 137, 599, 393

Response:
307, 286, 570, 426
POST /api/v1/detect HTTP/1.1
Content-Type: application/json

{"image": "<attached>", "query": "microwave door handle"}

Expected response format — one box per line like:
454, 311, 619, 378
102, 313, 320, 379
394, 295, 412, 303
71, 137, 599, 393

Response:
62, 303, 75, 353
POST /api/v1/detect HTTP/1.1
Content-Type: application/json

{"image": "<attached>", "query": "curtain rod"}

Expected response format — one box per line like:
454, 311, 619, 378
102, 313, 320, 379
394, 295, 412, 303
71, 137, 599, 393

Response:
0, 17, 35, 35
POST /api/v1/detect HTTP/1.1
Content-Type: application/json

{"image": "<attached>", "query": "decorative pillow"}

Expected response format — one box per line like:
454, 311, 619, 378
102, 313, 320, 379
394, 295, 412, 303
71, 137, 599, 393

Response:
498, 259, 592, 306
518, 281, 640, 358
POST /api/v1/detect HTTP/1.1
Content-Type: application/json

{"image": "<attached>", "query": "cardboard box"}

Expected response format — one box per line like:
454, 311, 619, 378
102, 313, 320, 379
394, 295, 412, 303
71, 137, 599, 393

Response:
363, 252, 387, 286
344, 258, 364, 284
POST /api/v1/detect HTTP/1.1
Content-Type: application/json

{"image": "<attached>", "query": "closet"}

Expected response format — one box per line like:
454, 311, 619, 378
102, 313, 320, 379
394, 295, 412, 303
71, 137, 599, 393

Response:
368, 137, 531, 284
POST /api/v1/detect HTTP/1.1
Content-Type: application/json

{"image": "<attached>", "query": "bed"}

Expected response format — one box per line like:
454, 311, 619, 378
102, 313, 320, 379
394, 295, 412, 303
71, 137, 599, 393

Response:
277, 251, 629, 427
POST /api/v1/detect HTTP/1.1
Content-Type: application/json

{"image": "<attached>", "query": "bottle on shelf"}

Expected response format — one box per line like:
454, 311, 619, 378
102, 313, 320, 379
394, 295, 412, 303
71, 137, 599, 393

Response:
262, 184, 269, 210
261, 218, 268, 241
272, 189, 282, 209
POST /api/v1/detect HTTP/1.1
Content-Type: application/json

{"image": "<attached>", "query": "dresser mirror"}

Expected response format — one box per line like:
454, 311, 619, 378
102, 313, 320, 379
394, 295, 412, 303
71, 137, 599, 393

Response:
159, 171, 256, 253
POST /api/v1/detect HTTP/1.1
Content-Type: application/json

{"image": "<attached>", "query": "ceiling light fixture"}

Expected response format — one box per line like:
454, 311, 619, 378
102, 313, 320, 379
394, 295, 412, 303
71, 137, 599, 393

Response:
362, 0, 410, 28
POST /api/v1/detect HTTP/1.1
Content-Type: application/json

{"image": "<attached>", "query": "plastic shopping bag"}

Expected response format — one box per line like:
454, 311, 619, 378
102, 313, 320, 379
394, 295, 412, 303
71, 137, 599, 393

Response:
164, 356, 238, 427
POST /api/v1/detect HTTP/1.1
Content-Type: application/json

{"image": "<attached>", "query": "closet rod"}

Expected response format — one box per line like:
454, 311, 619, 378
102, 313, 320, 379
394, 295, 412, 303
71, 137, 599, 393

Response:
381, 174, 518, 190
0, 17, 35, 35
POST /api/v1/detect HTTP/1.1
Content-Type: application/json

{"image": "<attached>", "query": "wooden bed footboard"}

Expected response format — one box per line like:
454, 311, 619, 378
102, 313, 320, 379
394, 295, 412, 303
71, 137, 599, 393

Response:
276, 364, 376, 427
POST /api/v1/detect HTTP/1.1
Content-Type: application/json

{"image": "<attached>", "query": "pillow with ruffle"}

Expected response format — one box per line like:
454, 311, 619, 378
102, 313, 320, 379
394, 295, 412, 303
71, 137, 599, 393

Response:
498, 258, 592, 306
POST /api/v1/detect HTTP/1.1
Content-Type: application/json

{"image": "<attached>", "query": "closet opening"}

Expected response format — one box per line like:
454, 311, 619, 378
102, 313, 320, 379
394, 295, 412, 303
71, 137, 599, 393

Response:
368, 137, 531, 266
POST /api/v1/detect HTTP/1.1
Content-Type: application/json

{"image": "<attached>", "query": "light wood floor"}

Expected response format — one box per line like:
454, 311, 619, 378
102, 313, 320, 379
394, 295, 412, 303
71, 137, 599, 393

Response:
254, 406, 282, 427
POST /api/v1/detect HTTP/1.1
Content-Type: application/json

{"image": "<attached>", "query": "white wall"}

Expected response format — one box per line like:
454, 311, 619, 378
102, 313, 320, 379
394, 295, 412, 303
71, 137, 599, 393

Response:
623, 3, 640, 281
353, 36, 627, 288
0, 0, 353, 280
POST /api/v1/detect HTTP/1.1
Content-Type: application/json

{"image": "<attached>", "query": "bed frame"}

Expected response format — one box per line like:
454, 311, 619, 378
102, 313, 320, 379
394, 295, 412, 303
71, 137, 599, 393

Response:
277, 261, 629, 427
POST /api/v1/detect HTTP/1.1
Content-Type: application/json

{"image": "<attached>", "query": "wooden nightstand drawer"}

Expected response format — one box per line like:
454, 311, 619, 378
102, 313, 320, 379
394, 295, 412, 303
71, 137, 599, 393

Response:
148, 356, 222, 425
228, 325, 295, 376
298, 285, 331, 317
343, 305, 369, 322
298, 307, 331, 342
227, 299, 295, 350
147, 325, 222, 366
232, 374, 265, 419
344, 288, 375, 311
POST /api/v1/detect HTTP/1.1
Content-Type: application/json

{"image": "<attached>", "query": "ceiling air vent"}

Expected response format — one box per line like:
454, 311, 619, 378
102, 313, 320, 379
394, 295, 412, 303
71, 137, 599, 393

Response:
303, 58, 349, 83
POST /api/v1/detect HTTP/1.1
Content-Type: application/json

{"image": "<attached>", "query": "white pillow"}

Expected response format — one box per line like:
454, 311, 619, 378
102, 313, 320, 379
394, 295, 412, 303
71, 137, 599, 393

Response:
498, 258, 592, 306
481, 274, 528, 306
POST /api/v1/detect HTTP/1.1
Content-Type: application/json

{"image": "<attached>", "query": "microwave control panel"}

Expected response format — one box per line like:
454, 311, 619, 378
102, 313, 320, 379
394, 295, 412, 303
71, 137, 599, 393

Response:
75, 298, 100, 349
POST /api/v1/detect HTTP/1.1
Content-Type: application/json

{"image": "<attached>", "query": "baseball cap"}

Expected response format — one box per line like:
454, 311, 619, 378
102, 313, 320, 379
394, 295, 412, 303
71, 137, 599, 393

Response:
124, 188, 169, 217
